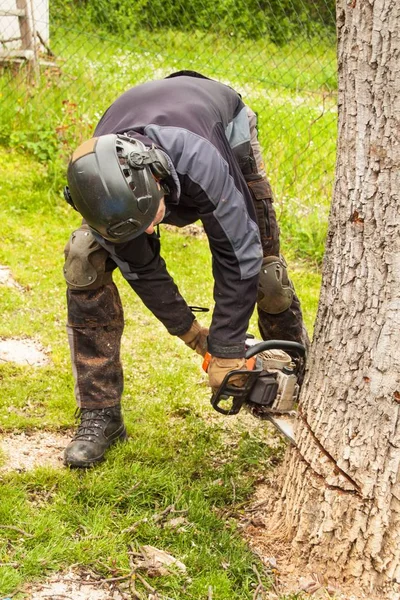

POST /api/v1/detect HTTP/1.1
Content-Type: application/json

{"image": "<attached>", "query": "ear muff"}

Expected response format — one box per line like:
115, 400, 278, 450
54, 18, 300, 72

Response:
64, 186, 77, 211
148, 148, 170, 180
127, 146, 170, 180
117, 135, 171, 181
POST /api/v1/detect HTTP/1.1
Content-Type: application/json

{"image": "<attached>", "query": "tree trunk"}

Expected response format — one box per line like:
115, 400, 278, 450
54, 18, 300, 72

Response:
279, 0, 400, 596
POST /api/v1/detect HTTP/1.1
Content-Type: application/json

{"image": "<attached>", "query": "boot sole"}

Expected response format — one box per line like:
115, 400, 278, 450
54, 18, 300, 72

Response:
64, 425, 128, 468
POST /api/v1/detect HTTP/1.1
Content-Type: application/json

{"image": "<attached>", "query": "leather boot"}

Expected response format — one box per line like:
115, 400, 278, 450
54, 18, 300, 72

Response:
64, 405, 127, 468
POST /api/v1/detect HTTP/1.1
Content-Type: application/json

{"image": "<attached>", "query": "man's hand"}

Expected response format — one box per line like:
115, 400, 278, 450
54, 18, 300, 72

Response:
208, 356, 247, 393
179, 320, 209, 357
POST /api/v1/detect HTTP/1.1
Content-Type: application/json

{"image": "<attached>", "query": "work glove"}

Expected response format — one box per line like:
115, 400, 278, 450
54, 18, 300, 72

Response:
208, 356, 248, 394
179, 320, 209, 357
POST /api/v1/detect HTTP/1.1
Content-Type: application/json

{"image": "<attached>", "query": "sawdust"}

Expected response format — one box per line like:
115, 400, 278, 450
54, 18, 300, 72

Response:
0, 338, 50, 366
21, 568, 126, 600
0, 264, 25, 291
0, 430, 69, 473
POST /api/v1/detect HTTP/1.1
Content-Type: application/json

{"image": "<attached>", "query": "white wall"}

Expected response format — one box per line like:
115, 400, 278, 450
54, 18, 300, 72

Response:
0, 0, 49, 50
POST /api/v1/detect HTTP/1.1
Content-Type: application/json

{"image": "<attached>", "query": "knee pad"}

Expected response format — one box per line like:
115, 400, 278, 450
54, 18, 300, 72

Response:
257, 256, 294, 314
64, 225, 112, 290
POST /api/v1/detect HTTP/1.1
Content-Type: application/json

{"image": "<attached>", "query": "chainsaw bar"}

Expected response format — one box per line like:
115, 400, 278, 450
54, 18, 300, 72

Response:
247, 405, 297, 445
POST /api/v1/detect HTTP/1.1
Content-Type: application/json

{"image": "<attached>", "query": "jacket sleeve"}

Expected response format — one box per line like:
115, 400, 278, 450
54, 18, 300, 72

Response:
93, 232, 195, 336
144, 123, 263, 358
183, 174, 261, 358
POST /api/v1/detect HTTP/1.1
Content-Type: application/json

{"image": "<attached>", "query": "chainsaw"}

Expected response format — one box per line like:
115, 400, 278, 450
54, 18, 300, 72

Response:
203, 339, 306, 445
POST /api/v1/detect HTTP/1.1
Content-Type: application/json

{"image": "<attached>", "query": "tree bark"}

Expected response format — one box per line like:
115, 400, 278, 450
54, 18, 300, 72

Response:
279, 0, 400, 596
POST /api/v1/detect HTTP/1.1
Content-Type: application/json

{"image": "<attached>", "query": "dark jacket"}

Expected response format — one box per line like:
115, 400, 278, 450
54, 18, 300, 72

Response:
93, 73, 262, 358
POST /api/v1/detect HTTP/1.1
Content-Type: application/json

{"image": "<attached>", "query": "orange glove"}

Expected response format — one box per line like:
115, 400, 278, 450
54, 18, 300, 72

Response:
178, 320, 209, 357
207, 356, 248, 393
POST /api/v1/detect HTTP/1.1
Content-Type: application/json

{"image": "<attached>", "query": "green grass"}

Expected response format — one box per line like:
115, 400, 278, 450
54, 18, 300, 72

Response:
0, 22, 328, 597
0, 26, 336, 264
0, 137, 319, 598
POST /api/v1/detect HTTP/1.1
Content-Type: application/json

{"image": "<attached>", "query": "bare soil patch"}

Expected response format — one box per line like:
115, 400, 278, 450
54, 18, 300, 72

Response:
17, 548, 187, 599
0, 264, 24, 291
21, 569, 126, 600
162, 223, 206, 238
0, 430, 70, 473
0, 338, 50, 366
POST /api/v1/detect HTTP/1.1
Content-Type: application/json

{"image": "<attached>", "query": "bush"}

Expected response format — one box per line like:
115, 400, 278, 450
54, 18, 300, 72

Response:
51, 0, 335, 45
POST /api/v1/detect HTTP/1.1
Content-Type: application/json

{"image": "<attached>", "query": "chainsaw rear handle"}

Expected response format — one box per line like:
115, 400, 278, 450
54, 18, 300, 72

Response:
245, 339, 306, 359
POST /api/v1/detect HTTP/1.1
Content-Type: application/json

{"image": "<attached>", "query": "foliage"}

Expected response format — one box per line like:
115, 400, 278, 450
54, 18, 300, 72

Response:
52, 0, 336, 45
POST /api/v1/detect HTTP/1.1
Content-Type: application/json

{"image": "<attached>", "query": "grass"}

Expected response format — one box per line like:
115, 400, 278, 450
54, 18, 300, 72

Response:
0, 144, 319, 598
0, 21, 329, 599
0, 26, 337, 264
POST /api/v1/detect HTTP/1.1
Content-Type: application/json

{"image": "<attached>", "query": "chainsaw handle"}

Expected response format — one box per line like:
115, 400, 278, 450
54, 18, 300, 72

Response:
245, 339, 306, 359
211, 369, 261, 415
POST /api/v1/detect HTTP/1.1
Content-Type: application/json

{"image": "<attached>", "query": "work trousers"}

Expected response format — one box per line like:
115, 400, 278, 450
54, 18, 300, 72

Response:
245, 108, 308, 349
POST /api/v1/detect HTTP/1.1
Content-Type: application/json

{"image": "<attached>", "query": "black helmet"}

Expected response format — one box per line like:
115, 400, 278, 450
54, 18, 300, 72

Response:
64, 134, 170, 243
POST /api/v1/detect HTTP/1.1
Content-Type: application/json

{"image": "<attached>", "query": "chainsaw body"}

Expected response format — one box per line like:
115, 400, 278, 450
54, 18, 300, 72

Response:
208, 339, 306, 444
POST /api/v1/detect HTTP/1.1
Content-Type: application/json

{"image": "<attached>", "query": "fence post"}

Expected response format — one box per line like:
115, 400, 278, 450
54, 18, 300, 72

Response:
16, 0, 33, 51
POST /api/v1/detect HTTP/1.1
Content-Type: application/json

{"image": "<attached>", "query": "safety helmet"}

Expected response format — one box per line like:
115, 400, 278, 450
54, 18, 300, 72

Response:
64, 134, 170, 243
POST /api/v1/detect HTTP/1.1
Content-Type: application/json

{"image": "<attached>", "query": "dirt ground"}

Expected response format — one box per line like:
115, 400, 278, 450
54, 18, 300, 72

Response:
0, 265, 24, 291
240, 481, 367, 600
162, 223, 206, 238
0, 430, 68, 473
20, 569, 126, 600
0, 338, 50, 367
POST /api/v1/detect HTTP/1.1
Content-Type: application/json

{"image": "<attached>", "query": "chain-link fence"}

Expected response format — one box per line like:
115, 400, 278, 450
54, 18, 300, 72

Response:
0, 0, 337, 263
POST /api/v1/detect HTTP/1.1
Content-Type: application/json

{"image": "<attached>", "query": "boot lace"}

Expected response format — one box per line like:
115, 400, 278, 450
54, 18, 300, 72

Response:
73, 407, 113, 441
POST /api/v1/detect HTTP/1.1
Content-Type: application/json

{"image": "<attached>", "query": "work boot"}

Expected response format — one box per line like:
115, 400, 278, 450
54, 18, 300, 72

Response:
64, 405, 127, 468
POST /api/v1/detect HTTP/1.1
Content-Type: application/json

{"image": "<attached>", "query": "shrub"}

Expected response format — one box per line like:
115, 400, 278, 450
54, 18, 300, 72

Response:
51, 0, 335, 45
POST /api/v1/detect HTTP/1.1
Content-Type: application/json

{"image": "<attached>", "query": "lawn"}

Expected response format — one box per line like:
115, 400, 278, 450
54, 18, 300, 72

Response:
0, 23, 332, 599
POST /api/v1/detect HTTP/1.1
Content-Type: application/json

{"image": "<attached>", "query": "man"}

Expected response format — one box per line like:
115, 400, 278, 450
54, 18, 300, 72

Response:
63, 71, 307, 468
